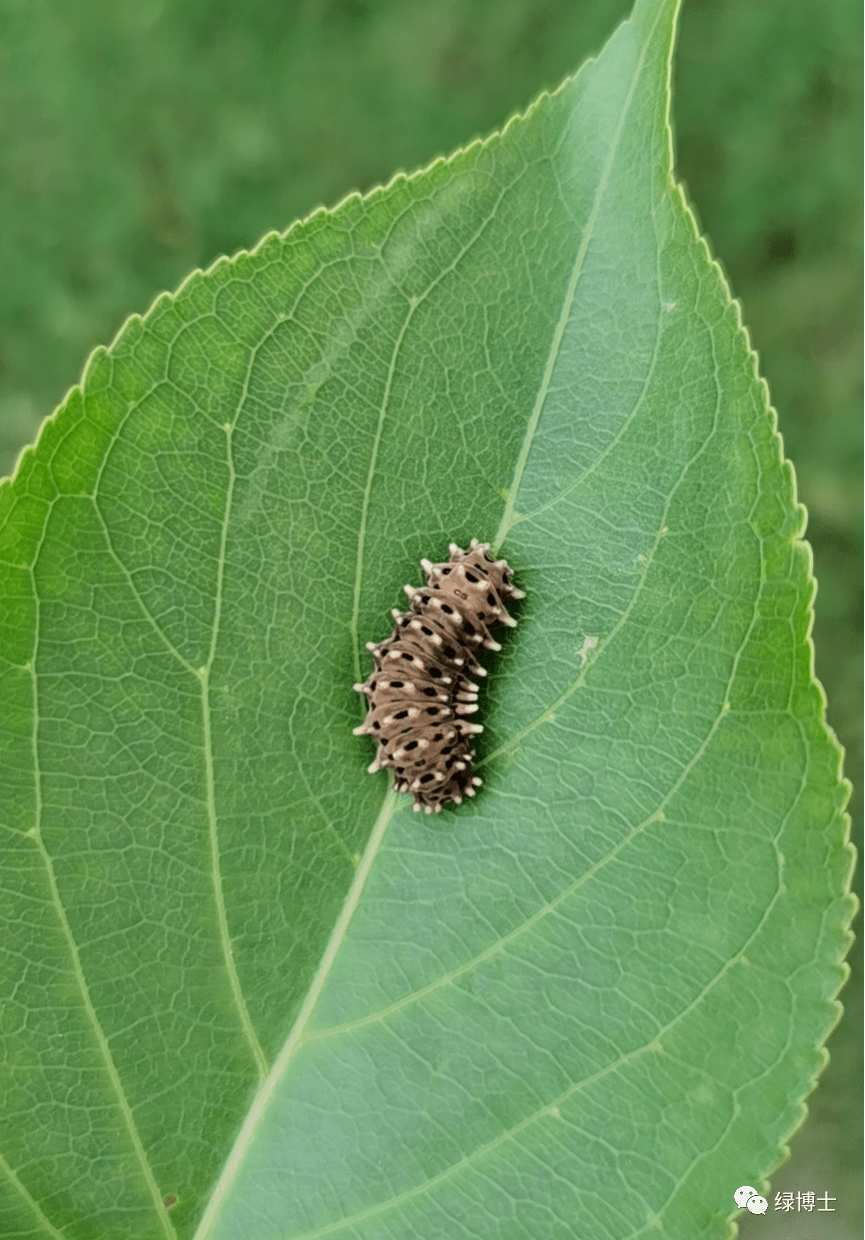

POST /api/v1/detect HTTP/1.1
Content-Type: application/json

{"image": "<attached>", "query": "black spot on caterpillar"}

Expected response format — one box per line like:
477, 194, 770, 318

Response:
353, 539, 523, 814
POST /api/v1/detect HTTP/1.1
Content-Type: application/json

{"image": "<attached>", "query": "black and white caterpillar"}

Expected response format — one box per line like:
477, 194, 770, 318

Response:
353, 539, 523, 814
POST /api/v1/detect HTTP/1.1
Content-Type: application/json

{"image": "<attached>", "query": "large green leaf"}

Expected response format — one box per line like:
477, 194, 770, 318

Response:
0, 0, 853, 1236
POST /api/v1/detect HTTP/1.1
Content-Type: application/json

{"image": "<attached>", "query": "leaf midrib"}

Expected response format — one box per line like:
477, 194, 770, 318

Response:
197, 7, 683, 1235
192, 790, 400, 1240
493, 7, 661, 555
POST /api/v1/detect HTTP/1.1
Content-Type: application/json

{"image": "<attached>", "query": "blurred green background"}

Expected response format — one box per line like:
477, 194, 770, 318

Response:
0, 0, 859, 1233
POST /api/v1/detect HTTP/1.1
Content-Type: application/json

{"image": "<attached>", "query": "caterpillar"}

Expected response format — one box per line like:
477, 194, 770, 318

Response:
353, 539, 523, 814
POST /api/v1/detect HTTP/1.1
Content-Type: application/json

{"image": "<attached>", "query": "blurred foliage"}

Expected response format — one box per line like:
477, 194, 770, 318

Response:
0, 0, 859, 1233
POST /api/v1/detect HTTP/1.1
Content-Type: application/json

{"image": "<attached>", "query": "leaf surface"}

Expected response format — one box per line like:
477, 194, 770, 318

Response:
0, 0, 852, 1237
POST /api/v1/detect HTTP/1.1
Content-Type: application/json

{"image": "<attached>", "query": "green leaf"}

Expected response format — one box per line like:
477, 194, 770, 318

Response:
0, 0, 853, 1237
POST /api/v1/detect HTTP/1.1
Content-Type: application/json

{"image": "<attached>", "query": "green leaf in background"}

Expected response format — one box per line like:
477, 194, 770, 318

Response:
0, 0, 853, 1236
